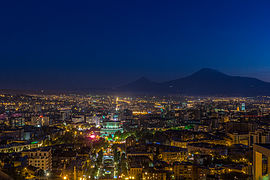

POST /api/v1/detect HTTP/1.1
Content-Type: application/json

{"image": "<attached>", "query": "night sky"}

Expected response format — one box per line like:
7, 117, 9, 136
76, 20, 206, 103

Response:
1, 0, 270, 89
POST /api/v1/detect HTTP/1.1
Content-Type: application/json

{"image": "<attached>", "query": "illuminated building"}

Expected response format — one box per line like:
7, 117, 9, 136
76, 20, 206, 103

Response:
253, 144, 270, 180
160, 149, 187, 163
90, 115, 100, 127
171, 139, 187, 148
72, 115, 85, 123
127, 153, 154, 161
249, 129, 270, 147
172, 162, 207, 180
228, 133, 249, 146
126, 136, 136, 148
241, 103, 246, 111
30, 116, 50, 127
187, 143, 227, 156
116, 97, 120, 111
60, 109, 71, 121
0, 127, 24, 140
100, 121, 123, 137
142, 169, 168, 180
172, 162, 192, 179
128, 166, 143, 179
22, 147, 52, 171
9, 116, 25, 127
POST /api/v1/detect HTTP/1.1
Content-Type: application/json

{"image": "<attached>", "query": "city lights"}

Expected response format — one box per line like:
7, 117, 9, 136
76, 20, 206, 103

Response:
2, 0, 268, 179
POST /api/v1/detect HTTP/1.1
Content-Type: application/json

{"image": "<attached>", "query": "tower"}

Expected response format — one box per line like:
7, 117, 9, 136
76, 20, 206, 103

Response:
241, 103, 246, 111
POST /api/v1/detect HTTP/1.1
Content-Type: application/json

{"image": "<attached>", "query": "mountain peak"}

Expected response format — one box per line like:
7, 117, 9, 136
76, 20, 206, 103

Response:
118, 68, 270, 96
197, 68, 222, 74
132, 76, 153, 84
137, 76, 150, 81
118, 76, 160, 92
190, 68, 227, 78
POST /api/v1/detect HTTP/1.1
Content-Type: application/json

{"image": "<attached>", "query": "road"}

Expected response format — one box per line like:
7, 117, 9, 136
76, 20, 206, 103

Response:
98, 144, 117, 179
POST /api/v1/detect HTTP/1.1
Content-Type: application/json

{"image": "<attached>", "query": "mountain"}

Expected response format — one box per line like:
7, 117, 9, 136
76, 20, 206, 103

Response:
117, 68, 270, 96
118, 77, 163, 93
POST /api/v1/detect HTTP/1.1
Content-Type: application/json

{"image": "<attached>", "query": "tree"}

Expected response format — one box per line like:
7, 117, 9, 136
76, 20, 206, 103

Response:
114, 131, 122, 139
120, 153, 127, 175
3, 167, 25, 180
114, 149, 120, 162
97, 150, 103, 166
35, 169, 45, 178
90, 165, 98, 178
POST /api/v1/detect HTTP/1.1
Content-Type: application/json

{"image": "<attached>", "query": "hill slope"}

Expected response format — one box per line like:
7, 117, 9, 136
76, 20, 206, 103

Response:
118, 68, 270, 96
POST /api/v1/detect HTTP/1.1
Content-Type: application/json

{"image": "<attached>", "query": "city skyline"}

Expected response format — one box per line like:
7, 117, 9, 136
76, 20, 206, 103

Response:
2, 1, 270, 179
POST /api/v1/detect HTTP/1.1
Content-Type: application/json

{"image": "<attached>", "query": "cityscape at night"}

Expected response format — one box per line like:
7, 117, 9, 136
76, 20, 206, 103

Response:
1, 94, 270, 179
1, 0, 270, 180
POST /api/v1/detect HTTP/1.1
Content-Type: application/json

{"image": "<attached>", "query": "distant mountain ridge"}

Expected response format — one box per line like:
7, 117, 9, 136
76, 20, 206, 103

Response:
118, 68, 270, 96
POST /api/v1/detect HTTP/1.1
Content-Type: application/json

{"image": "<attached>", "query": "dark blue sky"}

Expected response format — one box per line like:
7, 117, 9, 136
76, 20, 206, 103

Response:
1, 0, 270, 89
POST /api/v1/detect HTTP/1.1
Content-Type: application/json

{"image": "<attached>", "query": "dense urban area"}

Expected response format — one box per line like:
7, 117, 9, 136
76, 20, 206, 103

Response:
1, 93, 270, 180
